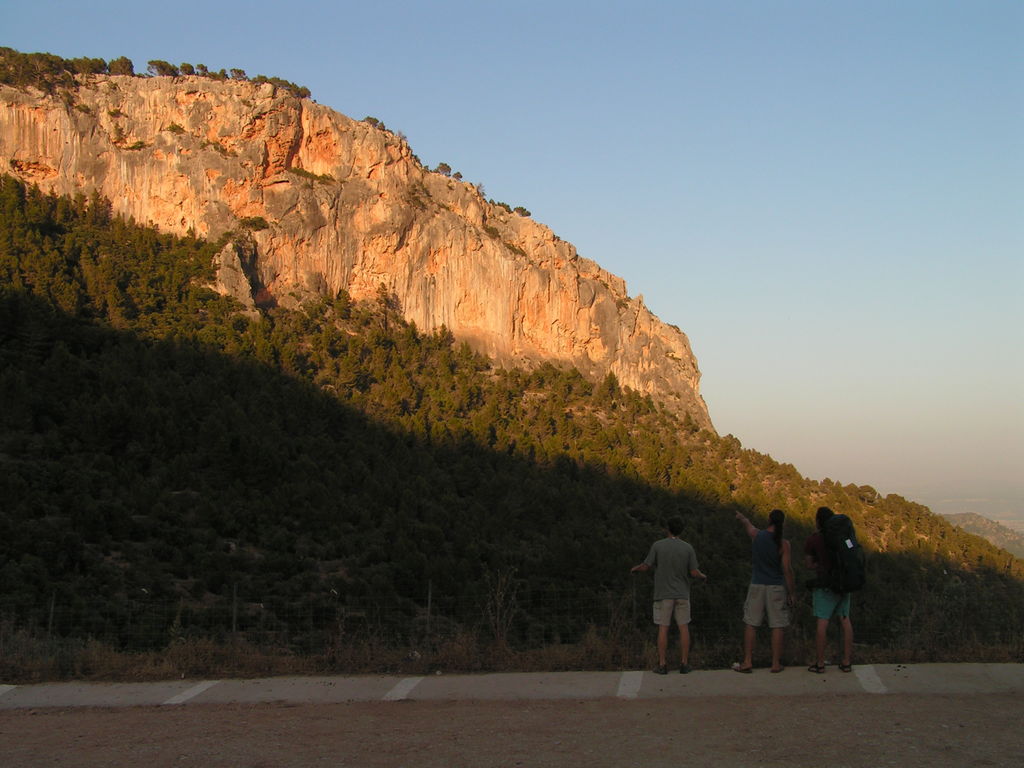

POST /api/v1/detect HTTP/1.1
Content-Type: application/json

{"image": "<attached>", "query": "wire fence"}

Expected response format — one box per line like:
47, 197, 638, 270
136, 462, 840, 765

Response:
9, 585, 659, 654
3, 579, 1020, 674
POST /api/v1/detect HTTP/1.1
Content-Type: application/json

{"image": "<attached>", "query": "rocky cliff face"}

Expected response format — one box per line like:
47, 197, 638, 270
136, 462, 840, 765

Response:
1, 75, 713, 429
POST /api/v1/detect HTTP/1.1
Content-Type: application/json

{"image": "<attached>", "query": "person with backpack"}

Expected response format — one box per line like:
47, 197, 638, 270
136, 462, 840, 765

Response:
732, 508, 795, 673
805, 506, 854, 673
631, 516, 708, 674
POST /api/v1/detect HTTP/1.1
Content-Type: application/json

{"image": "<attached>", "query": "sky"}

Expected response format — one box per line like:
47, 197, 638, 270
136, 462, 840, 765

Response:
6, 0, 1023, 529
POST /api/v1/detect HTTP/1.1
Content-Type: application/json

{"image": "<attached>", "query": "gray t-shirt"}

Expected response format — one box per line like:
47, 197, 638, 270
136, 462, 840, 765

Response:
643, 537, 700, 600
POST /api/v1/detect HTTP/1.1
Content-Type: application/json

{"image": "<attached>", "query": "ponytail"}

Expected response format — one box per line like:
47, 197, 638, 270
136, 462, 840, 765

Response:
769, 508, 785, 550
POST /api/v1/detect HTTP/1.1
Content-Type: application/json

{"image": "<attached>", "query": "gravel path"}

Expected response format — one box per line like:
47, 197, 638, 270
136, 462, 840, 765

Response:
2, 691, 1019, 767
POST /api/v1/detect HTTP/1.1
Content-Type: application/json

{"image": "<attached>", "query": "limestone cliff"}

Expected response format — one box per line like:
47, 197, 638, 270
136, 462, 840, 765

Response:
0, 75, 713, 429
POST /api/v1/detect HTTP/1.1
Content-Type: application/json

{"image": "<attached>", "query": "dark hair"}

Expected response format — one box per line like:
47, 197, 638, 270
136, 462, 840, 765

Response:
768, 508, 785, 549
815, 506, 835, 530
667, 516, 684, 537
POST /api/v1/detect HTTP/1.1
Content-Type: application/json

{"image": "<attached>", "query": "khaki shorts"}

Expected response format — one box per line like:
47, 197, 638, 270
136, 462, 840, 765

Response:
653, 598, 691, 626
743, 584, 790, 628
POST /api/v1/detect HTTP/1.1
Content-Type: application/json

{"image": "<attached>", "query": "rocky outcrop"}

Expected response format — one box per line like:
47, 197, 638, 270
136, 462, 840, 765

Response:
0, 75, 714, 429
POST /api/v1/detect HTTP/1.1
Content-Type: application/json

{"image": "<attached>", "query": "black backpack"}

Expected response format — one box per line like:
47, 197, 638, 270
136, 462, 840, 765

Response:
822, 514, 866, 593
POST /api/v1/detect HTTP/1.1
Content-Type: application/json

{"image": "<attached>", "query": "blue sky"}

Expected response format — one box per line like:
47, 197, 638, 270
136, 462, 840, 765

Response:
6, 0, 1023, 528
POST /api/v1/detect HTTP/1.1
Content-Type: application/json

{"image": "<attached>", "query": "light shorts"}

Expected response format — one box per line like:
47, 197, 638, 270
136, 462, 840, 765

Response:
653, 598, 691, 626
812, 588, 851, 620
743, 584, 790, 628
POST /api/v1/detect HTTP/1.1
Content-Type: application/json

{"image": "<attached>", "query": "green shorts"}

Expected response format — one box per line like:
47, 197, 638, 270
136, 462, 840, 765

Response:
812, 588, 851, 620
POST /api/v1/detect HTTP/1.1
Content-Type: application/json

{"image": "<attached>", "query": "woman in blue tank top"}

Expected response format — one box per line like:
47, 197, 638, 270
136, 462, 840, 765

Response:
732, 509, 795, 673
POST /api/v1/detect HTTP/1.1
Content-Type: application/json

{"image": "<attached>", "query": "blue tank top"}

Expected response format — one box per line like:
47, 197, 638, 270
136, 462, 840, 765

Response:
751, 529, 784, 585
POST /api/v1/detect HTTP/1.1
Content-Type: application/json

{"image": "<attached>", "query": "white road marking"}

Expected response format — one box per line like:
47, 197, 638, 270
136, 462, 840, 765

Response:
383, 676, 424, 701
0, 685, 16, 698
162, 680, 220, 705
617, 671, 644, 699
854, 665, 888, 694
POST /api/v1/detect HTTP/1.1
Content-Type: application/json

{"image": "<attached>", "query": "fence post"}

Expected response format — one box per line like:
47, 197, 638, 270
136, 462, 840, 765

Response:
426, 580, 433, 638
47, 591, 56, 638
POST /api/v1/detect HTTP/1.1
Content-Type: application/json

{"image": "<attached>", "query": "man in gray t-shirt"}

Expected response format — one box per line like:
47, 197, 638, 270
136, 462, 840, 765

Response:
631, 516, 707, 674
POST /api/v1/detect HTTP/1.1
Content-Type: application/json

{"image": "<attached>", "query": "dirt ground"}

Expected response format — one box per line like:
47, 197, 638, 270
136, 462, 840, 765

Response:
1, 692, 1020, 768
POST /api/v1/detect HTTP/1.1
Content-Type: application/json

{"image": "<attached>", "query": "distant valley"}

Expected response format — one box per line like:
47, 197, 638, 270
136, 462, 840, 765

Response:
942, 513, 1024, 559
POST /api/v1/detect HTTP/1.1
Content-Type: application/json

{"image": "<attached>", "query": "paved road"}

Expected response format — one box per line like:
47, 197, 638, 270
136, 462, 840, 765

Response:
1, 662, 1020, 709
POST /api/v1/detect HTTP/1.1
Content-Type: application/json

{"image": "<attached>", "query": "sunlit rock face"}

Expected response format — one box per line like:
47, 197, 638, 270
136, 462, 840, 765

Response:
1, 75, 713, 430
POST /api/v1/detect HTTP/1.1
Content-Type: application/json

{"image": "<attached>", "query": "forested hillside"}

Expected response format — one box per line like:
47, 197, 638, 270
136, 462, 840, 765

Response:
1, 175, 1021, 672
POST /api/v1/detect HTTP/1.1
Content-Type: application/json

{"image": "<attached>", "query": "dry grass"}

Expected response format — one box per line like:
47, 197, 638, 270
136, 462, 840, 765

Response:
1, 623, 1020, 684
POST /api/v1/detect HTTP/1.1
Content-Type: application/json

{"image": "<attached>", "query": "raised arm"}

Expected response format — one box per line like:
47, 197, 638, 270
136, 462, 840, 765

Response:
735, 511, 758, 539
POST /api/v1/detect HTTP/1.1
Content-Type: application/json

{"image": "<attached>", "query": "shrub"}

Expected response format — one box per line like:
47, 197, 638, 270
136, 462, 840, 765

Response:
147, 60, 179, 78
108, 56, 135, 76
504, 241, 527, 257
250, 75, 311, 99
200, 140, 234, 157
70, 57, 108, 76
239, 216, 270, 231
287, 167, 334, 183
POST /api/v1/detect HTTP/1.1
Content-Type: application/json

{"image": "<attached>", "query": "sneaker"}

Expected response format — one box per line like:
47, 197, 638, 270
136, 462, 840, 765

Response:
679, 664, 692, 674
653, 665, 668, 675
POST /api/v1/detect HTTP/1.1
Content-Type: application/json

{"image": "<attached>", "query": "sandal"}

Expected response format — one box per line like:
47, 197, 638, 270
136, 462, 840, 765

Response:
731, 663, 752, 674
839, 663, 852, 673
807, 664, 826, 674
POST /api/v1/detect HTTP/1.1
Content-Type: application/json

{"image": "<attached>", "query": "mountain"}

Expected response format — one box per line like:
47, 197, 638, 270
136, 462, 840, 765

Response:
0, 58, 711, 430
2, 51, 1022, 669
943, 513, 1024, 559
